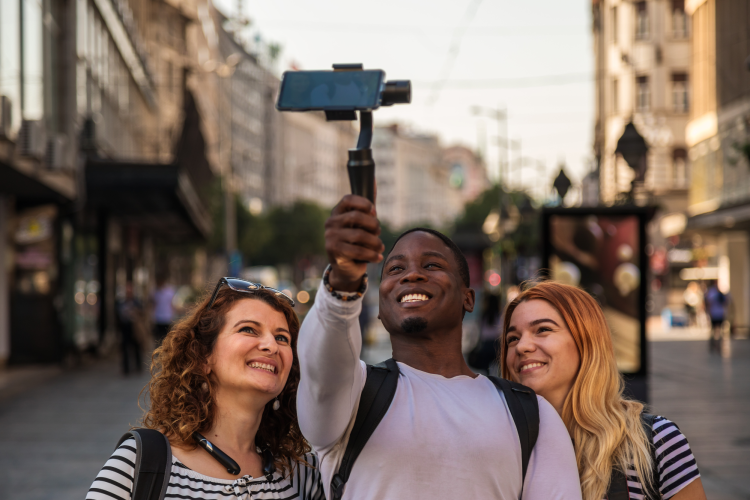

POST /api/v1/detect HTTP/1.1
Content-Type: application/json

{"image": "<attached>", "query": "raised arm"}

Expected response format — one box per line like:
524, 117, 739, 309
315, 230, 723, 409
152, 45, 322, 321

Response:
296, 195, 385, 450
522, 397, 583, 500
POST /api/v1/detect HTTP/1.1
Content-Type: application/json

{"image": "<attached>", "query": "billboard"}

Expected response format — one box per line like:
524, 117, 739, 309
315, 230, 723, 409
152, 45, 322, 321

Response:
542, 207, 651, 399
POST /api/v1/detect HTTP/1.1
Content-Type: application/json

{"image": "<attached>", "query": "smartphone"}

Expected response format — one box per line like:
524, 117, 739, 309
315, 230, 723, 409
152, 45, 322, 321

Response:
276, 69, 386, 111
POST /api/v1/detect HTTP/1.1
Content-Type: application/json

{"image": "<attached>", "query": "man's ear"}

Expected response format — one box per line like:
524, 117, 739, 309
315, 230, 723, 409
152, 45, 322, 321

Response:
463, 287, 476, 314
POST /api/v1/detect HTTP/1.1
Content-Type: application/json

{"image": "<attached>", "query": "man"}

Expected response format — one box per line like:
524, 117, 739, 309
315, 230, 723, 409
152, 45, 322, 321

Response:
297, 195, 581, 499
704, 280, 727, 352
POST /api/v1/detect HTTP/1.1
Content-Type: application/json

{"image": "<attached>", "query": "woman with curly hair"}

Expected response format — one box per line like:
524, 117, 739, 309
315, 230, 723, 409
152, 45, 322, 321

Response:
87, 279, 324, 500
500, 281, 706, 500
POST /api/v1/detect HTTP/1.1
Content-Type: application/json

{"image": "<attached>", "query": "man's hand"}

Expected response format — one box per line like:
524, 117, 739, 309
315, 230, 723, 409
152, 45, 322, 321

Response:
325, 195, 385, 292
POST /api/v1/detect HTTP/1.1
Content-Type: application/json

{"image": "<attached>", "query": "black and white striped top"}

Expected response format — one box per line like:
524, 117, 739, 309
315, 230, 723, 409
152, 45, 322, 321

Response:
86, 438, 325, 500
623, 416, 700, 499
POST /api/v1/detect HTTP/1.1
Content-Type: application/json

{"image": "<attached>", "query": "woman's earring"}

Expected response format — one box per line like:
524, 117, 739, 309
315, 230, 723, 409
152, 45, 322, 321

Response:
272, 398, 280, 411
201, 382, 209, 393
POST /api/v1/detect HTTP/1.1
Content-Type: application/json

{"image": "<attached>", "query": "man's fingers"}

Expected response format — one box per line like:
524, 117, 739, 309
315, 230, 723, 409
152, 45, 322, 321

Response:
332, 194, 375, 217
335, 228, 384, 253
332, 242, 384, 264
326, 210, 381, 235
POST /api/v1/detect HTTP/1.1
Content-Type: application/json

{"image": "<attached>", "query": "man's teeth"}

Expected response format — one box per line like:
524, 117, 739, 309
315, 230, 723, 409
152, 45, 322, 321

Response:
248, 362, 275, 373
520, 362, 544, 372
400, 294, 430, 303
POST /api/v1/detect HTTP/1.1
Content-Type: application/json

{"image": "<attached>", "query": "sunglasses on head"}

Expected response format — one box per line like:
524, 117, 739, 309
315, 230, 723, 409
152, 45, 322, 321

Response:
207, 277, 296, 309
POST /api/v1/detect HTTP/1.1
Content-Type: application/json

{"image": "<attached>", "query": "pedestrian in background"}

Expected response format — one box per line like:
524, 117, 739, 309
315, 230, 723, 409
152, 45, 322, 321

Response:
704, 280, 727, 352
151, 274, 175, 345
87, 281, 324, 500
502, 281, 706, 500
115, 282, 142, 375
468, 291, 502, 373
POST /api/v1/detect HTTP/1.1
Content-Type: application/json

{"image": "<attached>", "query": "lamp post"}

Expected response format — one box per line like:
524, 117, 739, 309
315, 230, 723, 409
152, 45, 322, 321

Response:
615, 121, 649, 202
553, 168, 572, 206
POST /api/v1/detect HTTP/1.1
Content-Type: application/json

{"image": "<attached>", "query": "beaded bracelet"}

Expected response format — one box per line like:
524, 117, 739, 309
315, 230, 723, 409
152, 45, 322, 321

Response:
322, 264, 367, 301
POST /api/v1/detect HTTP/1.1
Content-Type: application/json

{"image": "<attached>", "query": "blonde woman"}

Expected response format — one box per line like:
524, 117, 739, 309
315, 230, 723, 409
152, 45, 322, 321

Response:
501, 281, 706, 500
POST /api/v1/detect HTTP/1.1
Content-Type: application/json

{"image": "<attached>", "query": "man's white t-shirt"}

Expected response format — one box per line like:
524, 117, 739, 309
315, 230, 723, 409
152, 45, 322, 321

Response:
297, 282, 582, 500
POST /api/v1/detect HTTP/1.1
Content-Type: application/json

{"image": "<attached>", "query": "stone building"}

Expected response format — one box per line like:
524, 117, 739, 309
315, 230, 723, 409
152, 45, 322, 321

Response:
592, 0, 692, 213
683, 0, 750, 337
372, 125, 462, 230
0, 0, 213, 364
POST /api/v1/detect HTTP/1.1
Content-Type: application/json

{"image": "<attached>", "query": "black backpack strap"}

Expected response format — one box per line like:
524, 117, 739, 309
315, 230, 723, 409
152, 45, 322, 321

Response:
116, 429, 172, 500
606, 413, 660, 500
331, 358, 400, 500
606, 467, 630, 500
488, 376, 539, 488
640, 413, 660, 500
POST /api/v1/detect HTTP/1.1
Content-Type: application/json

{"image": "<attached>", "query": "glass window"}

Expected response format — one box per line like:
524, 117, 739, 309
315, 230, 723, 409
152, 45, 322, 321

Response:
636, 75, 650, 112
635, 1, 649, 40
672, 73, 688, 113
612, 79, 619, 115
611, 6, 618, 44
672, 0, 688, 38
672, 148, 688, 187
22, 0, 44, 121
0, 1, 22, 134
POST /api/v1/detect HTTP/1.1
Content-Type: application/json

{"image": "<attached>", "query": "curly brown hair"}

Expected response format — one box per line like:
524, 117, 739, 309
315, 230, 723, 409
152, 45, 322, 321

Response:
141, 286, 310, 476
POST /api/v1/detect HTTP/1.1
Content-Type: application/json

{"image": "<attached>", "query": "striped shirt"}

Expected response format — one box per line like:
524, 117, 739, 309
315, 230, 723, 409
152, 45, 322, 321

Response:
86, 438, 325, 500
624, 416, 700, 499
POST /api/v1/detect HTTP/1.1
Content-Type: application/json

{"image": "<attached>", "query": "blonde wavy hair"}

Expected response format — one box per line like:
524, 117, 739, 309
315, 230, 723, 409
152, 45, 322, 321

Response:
141, 287, 310, 477
500, 281, 653, 500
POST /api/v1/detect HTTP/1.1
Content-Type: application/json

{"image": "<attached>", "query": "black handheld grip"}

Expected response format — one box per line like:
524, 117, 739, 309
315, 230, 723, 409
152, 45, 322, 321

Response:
347, 149, 375, 204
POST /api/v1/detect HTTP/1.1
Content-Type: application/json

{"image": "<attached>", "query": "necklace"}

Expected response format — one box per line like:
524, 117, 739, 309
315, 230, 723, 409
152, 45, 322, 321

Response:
192, 432, 277, 478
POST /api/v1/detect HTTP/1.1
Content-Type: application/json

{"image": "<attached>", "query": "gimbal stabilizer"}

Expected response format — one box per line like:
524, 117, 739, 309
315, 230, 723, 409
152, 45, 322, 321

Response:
326, 64, 411, 203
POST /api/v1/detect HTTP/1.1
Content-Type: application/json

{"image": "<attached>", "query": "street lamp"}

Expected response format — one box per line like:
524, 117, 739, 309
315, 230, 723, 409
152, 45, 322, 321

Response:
553, 168, 572, 206
615, 121, 649, 201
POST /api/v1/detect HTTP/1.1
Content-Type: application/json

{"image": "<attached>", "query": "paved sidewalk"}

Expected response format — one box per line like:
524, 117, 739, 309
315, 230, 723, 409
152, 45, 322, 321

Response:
0, 360, 149, 500
650, 338, 750, 500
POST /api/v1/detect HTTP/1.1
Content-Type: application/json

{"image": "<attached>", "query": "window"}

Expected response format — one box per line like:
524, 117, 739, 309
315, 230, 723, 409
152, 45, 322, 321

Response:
611, 6, 618, 44
672, 0, 688, 38
612, 79, 619, 114
635, 2, 649, 40
636, 75, 650, 111
672, 73, 688, 113
672, 148, 687, 187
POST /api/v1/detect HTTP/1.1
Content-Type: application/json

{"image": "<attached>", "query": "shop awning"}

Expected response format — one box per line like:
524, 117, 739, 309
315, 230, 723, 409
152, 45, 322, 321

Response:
0, 162, 73, 205
687, 202, 750, 232
85, 159, 212, 241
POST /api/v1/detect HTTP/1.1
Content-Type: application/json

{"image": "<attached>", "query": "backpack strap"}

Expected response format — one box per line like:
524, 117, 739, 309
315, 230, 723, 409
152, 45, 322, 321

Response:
606, 468, 630, 500
640, 413, 660, 500
331, 358, 400, 500
488, 376, 540, 488
116, 429, 172, 500
605, 413, 660, 500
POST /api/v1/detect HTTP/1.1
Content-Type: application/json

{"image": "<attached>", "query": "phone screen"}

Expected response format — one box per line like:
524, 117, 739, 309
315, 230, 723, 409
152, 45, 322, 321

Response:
277, 70, 384, 111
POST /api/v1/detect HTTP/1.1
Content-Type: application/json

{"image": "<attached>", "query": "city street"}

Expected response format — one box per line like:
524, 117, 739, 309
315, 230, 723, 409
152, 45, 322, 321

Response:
0, 338, 747, 500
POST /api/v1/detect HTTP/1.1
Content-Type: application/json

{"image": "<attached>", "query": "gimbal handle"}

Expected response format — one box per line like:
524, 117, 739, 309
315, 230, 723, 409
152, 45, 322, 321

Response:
348, 111, 375, 204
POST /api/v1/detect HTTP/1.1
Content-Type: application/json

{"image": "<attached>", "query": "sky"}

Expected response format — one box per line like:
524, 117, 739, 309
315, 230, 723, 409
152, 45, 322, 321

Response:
215, 0, 595, 196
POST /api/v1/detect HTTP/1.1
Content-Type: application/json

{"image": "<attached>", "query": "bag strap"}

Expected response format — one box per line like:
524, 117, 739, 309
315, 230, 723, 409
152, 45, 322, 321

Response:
488, 376, 540, 487
331, 358, 400, 500
606, 467, 630, 500
605, 413, 660, 500
116, 429, 172, 500
641, 413, 660, 500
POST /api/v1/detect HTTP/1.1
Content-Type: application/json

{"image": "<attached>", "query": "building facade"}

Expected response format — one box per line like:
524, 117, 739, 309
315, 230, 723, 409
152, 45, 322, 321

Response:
372, 125, 463, 230
273, 111, 355, 210
683, 0, 750, 337
0, 0, 213, 365
592, 0, 692, 212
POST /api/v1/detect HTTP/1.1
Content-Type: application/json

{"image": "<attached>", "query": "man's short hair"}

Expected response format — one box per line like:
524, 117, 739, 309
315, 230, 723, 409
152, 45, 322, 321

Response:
383, 228, 471, 287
